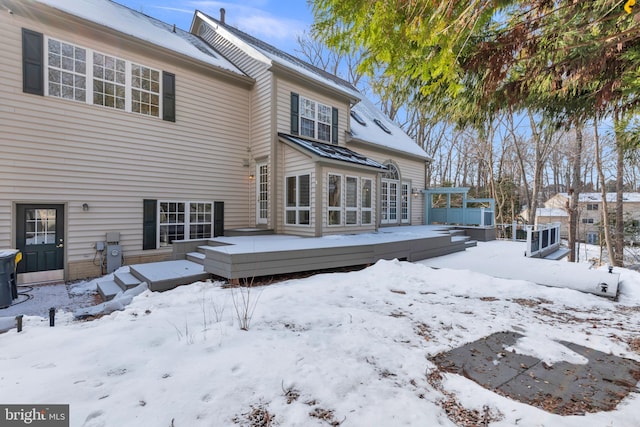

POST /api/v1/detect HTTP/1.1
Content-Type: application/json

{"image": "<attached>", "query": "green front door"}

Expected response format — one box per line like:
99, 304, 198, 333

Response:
16, 204, 65, 274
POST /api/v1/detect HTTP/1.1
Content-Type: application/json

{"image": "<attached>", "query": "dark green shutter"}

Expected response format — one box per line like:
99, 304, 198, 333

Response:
331, 107, 339, 145
214, 201, 224, 237
143, 199, 157, 250
22, 28, 44, 96
162, 71, 175, 122
290, 92, 299, 135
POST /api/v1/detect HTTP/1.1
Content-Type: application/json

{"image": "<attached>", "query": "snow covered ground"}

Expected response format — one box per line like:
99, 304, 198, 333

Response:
1, 241, 639, 426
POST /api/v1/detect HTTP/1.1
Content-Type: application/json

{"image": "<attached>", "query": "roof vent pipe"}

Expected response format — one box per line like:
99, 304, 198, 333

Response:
220, 8, 225, 24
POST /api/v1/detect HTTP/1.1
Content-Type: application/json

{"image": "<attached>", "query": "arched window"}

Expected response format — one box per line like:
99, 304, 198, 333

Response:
382, 163, 399, 180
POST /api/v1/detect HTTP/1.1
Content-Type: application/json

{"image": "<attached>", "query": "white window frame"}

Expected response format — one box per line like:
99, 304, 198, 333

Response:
256, 162, 268, 224
345, 176, 359, 225
285, 174, 311, 226
158, 201, 213, 247
44, 36, 162, 118
361, 178, 373, 225
300, 96, 332, 142
46, 38, 87, 102
328, 173, 342, 226
401, 181, 410, 223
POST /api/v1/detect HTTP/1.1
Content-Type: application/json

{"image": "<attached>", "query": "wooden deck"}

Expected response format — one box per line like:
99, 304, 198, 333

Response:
173, 226, 494, 281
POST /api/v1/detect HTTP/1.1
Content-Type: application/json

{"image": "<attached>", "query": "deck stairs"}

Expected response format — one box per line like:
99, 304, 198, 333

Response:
448, 228, 478, 248
97, 260, 210, 301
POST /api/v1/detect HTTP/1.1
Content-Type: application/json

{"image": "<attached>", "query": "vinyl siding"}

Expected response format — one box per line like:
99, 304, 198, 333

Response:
346, 144, 426, 225
196, 22, 275, 228
0, 7, 252, 276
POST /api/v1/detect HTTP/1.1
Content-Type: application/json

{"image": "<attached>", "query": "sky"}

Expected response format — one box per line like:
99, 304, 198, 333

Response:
1, 240, 640, 426
114, 0, 314, 55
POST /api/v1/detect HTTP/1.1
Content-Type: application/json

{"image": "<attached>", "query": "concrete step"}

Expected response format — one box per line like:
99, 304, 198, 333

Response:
186, 251, 205, 265
114, 271, 141, 290
129, 260, 211, 292
544, 248, 570, 260
97, 280, 123, 301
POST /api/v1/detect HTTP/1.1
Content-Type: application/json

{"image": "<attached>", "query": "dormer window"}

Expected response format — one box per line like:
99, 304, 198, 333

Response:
350, 110, 367, 126
374, 118, 392, 134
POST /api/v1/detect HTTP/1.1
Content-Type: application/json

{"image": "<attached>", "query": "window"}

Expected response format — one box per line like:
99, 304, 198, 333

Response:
47, 39, 86, 102
361, 179, 372, 225
257, 162, 268, 224
586, 203, 599, 211
328, 174, 342, 225
93, 52, 126, 110
285, 174, 310, 225
189, 203, 213, 239
381, 163, 400, 224
159, 201, 213, 246
39, 36, 167, 119
291, 93, 338, 144
323, 174, 375, 227
350, 110, 367, 126
401, 182, 410, 223
300, 96, 332, 142
25, 209, 57, 245
373, 118, 392, 134
346, 176, 358, 225
131, 64, 160, 116
582, 218, 595, 224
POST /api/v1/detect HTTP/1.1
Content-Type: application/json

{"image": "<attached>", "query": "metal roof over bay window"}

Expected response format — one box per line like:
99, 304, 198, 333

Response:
279, 133, 387, 171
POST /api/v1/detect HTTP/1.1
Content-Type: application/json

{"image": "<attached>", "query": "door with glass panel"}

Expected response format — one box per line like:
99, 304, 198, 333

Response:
16, 204, 65, 273
256, 162, 268, 224
380, 180, 398, 224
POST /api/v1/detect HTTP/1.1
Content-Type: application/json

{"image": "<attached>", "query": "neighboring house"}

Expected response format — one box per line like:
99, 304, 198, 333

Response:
521, 208, 569, 237
1, 1, 430, 284
542, 193, 640, 243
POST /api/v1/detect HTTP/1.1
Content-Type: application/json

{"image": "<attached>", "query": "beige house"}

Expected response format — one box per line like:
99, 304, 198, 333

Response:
1, 0, 429, 284
521, 208, 569, 237
191, 10, 429, 237
541, 193, 640, 243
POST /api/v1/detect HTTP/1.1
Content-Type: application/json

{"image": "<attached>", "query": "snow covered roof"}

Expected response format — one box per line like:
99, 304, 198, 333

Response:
279, 133, 387, 170
194, 11, 427, 161
536, 208, 568, 217
194, 11, 357, 98
349, 97, 429, 159
556, 192, 640, 203
34, 0, 247, 76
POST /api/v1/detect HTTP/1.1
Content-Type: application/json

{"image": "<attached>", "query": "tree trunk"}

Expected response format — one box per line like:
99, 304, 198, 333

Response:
594, 119, 615, 266
615, 117, 625, 266
568, 124, 583, 263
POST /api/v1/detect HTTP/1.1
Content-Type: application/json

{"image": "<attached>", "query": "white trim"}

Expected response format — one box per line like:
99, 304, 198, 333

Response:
284, 174, 311, 226
256, 162, 268, 225
328, 173, 342, 226
401, 181, 410, 224
345, 175, 358, 225
157, 200, 214, 247
44, 35, 162, 118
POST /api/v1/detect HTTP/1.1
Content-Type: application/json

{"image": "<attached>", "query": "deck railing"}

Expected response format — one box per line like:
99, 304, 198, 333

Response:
525, 222, 562, 258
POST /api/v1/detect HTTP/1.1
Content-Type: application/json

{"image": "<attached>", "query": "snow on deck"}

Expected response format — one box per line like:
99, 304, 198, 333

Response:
205, 226, 452, 254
